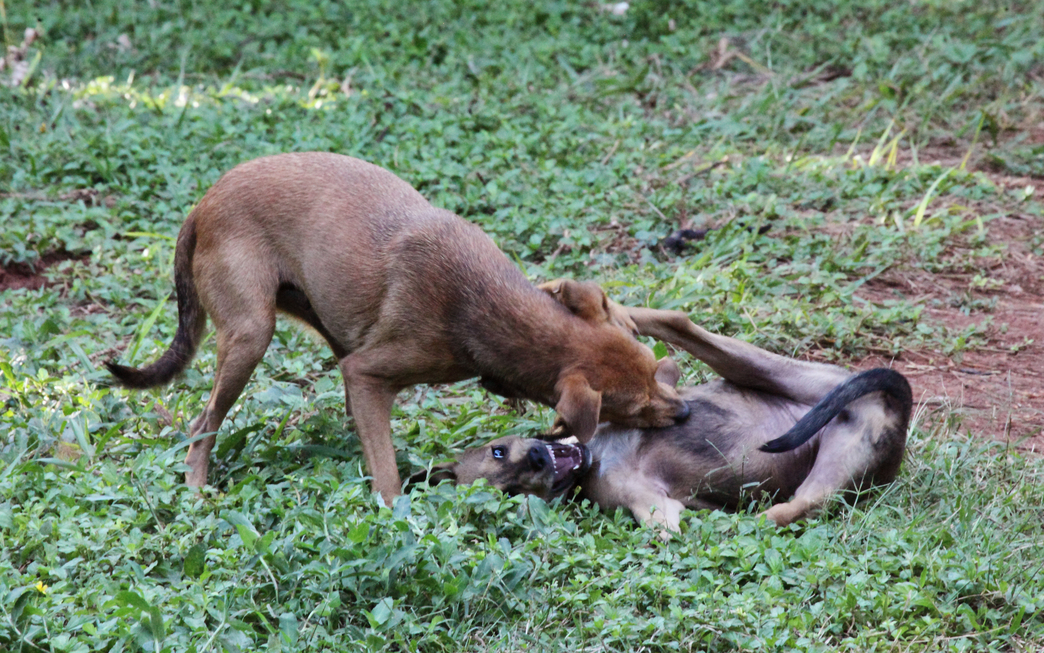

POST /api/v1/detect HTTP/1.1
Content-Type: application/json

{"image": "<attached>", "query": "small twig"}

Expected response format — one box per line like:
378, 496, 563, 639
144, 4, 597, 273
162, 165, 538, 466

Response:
741, 306, 761, 335
545, 240, 570, 267
731, 50, 773, 77
664, 149, 697, 170
676, 158, 729, 186
636, 191, 667, 221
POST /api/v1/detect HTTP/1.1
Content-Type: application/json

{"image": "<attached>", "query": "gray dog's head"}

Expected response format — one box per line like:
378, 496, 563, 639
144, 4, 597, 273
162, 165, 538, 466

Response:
410, 436, 592, 500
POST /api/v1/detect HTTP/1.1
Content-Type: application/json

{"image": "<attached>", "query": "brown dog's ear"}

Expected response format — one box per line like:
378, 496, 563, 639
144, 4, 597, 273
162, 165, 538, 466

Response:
541, 279, 611, 323
654, 356, 681, 388
540, 278, 639, 336
407, 464, 457, 488
553, 374, 602, 443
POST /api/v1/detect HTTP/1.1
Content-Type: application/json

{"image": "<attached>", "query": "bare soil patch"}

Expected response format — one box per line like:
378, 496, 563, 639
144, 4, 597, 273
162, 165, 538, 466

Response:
855, 295, 1044, 453
846, 170, 1044, 452
0, 251, 86, 292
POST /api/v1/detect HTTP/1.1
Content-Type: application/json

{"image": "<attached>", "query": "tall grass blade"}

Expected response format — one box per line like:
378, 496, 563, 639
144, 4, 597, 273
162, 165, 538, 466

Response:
867, 119, 896, 167
127, 294, 170, 365
912, 168, 954, 228
960, 112, 986, 171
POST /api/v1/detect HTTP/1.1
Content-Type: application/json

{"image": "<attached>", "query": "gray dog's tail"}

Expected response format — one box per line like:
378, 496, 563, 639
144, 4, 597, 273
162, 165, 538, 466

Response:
759, 368, 912, 453
105, 215, 206, 389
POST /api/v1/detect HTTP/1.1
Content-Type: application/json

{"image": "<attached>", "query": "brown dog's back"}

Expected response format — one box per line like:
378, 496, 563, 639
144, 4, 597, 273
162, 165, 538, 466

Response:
190, 154, 539, 367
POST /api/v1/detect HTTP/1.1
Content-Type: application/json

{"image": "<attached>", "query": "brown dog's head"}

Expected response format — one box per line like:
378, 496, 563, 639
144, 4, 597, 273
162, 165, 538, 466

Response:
541, 279, 689, 441
409, 436, 591, 500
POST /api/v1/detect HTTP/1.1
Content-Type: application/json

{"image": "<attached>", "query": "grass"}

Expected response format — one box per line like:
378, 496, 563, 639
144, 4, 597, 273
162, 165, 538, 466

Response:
2, 0, 1043, 650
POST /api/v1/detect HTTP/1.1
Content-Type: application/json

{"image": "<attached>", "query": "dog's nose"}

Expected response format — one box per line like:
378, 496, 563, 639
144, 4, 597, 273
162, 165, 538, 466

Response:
527, 445, 551, 471
674, 401, 691, 421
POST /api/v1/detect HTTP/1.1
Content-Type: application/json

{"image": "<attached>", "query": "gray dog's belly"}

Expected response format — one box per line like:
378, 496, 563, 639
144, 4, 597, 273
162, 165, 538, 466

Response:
591, 382, 819, 508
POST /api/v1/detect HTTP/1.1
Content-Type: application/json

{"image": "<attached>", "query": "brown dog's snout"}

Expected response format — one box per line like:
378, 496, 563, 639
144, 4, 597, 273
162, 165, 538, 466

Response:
528, 444, 552, 471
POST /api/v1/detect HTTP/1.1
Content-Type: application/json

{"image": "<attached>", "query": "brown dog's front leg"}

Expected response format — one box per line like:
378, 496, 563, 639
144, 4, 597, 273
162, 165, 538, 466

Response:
340, 358, 402, 504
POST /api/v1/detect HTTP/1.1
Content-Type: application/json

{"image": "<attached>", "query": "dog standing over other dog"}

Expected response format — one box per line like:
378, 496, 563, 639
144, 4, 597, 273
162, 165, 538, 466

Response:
417, 298, 912, 531
106, 153, 690, 500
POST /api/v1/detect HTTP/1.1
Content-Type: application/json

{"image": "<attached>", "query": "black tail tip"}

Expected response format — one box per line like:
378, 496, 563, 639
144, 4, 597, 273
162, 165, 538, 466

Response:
105, 360, 149, 389
759, 437, 793, 454
105, 360, 130, 385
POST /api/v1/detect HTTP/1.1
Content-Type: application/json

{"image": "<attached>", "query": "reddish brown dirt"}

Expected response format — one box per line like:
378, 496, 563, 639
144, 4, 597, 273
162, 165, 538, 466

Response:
843, 170, 1044, 453
599, 151, 1044, 452
853, 295, 1044, 453
0, 188, 108, 292
0, 251, 84, 291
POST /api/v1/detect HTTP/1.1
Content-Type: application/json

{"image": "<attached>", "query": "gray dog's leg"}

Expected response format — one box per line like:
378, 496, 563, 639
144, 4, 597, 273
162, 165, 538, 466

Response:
625, 307, 849, 404
763, 392, 905, 525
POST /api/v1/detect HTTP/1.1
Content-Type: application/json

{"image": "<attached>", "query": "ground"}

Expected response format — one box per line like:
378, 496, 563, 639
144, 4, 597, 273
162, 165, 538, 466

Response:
852, 169, 1044, 452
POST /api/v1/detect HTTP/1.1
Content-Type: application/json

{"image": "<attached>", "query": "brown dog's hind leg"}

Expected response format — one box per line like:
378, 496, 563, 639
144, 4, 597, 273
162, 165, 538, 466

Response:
186, 248, 279, 488
184, 314, 276, 487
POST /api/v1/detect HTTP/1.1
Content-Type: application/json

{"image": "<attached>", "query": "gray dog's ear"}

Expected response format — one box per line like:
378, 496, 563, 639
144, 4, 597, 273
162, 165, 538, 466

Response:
654, 356, 681, 388
553, 374, 602, 443
407, 463, 458, 488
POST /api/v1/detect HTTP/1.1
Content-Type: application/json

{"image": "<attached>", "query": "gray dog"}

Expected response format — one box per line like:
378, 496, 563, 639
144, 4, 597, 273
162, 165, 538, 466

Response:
415, 300, 912, 533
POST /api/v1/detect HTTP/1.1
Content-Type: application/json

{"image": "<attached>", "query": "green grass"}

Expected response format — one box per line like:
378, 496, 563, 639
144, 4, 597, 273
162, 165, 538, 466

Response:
2, 0, 1043, 650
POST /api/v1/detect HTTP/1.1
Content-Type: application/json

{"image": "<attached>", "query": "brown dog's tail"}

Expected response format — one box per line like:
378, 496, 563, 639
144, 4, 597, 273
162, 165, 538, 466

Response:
106, 215, 206, 389
759, 368, 912, 453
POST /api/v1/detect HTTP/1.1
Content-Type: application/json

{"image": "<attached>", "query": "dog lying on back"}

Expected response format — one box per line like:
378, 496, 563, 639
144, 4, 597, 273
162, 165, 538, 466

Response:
415, 292, 912, 532
105, 153, 689, 500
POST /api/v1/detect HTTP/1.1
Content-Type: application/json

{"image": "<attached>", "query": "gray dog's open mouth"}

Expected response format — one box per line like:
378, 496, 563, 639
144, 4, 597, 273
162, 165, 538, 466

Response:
547, 441, 592, 495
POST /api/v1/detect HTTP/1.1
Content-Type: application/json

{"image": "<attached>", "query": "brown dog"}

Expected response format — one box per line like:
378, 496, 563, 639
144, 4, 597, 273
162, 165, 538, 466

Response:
106, 153, 689, 500
416, 302, 912, 532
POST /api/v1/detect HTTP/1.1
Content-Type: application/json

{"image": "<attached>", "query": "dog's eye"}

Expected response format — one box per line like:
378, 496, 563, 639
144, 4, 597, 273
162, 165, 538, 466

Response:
492, 446, 506, 459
